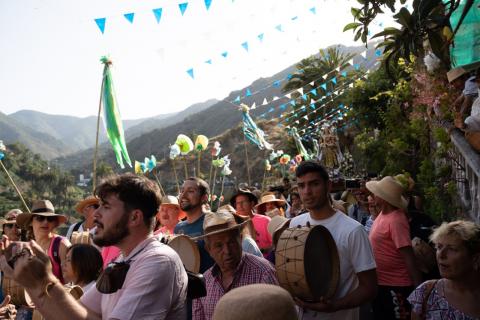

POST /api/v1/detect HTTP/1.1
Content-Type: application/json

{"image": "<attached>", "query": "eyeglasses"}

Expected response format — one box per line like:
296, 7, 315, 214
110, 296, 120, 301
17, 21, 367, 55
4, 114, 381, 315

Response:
33, 215, 58, 223
3, 224, 19, 229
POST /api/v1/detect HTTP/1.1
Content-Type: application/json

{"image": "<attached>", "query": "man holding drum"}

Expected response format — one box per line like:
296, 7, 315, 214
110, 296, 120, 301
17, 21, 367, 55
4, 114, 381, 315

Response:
193, 208, 278, 320
0, 173, 188, 320
290, 161, 377, 319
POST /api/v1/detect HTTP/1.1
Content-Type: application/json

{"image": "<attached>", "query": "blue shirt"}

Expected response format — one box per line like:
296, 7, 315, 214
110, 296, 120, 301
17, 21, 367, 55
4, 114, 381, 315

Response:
174, 214, 215, 273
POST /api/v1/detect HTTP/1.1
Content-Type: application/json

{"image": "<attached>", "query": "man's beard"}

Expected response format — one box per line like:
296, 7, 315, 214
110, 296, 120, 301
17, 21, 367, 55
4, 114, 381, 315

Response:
180, 201, 200, 212
93, 212, 130, 247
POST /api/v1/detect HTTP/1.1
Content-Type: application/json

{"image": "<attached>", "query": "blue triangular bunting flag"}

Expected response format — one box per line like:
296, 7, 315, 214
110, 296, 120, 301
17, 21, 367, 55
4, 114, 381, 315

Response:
241, 42, 249, 52
186, 68, 194, 79
246, 89, 252, 97
341, 71, 347, 77
310, 104, 315, 110
257, 33, 264, 42
354, 64, 360, 70
204, 0, 213, 10
221, 51, 228, 58
179, 3, 188, 16
273, 80, 281, 87
375, 49, 382, 57
321, 83, 327, 91
275, 24, 283, 32
309, 7, 316, 14
302, 94, 307, 101
286, 73, 293, 80
205, 59, 212, 64
310, 89, 317, 96
234, 96, 240, 103
124, 13, 135, 23
331, 77, 337, 84
95, 18, 106, 34
268, 107, 274, 113
290, 100, 296, 106
152, 8, 163, 23
301, 106, 306, 111
280, 104, 287, 110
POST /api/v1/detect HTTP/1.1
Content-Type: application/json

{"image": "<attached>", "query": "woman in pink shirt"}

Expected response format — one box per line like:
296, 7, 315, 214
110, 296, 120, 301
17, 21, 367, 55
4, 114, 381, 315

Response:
366, 176, 422, 320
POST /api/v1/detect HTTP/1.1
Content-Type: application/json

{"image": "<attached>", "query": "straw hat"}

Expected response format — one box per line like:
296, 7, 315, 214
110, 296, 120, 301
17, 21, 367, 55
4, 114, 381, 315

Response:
255, 194, 286, 215
267, 215, 290, 245
366, 176, 408, 210
213, 284, 298, 320
160, 195, 186, 221
75, 196, 99, 214
16, 200, 67, 228
447, 66, 468, 83
201, 207, 250, 238
0, 209, 22, 225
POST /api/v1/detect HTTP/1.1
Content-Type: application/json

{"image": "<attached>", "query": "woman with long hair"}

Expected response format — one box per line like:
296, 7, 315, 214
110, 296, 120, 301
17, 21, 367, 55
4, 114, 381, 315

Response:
62, 244, 103, 292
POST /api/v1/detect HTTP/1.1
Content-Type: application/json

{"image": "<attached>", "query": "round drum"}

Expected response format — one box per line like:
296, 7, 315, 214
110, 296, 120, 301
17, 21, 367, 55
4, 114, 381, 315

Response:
275, 225, 340, 301
2, 276, 33, 307
32, 284, 83, 320
167, 235, 201, 273
71, 230, 92, 245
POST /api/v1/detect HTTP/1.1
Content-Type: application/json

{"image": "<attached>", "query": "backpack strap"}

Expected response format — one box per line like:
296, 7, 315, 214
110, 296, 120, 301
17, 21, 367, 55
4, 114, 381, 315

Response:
421, 279, 439, 320
72, 221, 82, 233
52, 236, 62, 266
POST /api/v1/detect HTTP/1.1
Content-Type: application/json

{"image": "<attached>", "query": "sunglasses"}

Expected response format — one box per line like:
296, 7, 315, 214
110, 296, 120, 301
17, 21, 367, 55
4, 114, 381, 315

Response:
33, 215, 58, 223
3, 224, 19, 229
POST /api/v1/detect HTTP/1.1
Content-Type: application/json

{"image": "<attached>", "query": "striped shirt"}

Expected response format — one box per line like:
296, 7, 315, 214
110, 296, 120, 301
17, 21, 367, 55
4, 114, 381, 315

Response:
192, 253, 278, 320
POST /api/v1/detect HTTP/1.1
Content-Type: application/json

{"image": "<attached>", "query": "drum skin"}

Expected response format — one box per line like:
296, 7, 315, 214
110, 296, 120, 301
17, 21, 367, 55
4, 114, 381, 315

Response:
32, 285, 83, 320
2, 276, 33, 307
275, 225, 340, 301
167, 235, 201, 273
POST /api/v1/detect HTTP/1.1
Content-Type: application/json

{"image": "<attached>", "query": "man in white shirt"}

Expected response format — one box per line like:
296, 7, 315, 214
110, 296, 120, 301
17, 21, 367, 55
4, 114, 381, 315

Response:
290, 161, 377, 320
4, 173, 188, 320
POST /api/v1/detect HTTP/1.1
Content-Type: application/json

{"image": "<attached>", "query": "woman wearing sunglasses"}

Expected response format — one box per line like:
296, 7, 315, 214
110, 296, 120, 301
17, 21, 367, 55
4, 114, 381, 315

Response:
17, 200, 71, 284
1, 209, 24, 242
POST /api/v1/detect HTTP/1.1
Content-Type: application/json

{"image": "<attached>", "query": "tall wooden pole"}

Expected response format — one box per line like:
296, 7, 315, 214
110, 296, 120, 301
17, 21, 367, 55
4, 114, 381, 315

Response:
243, 135, 251, 186
92, 67, 106, 193
0, 160, 30, 213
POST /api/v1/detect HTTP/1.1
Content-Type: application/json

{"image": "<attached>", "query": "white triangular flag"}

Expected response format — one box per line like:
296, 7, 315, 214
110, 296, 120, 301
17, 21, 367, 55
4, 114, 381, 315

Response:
251, 102, 256, 109
309, 81, 315, 86
297, 88, 303, 95
272, 96, 279, 101
285, 93, 292, 99
262, 98, 268, 105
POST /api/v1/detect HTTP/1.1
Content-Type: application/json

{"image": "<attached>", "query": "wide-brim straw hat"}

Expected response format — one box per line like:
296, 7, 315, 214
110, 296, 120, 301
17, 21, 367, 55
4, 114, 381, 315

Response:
213, 284, 298, 320
447, 66, 468, 83
75, 196, 99, 214
0, 209, 22, 226
199, 206, 250, 238
366, 176, 408, 210
255, 194, 286, 214
17, 200, 67, 228
267, 215, 290, 245
160, 195, 186, 221
229, 189, 259, 209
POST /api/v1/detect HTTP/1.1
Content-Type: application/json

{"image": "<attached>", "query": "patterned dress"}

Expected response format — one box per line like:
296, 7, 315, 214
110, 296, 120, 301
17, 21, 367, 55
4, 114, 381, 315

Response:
408, 279, 479, 320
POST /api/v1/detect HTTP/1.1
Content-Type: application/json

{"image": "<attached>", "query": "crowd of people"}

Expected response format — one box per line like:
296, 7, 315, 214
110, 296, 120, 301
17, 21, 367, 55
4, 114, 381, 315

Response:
0, 160, 478, 320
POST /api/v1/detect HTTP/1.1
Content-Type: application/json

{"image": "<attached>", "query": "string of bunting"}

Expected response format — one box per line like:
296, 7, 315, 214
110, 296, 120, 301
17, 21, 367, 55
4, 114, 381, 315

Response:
185, 5, 319, 80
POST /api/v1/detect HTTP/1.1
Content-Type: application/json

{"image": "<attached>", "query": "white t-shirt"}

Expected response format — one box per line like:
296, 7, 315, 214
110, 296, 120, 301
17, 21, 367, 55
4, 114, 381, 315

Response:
289, 210, 376, 320
81, 237, 188, 320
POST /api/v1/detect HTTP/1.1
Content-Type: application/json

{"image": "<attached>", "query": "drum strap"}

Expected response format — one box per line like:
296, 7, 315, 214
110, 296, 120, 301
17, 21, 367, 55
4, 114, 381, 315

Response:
72, 222, 83, 234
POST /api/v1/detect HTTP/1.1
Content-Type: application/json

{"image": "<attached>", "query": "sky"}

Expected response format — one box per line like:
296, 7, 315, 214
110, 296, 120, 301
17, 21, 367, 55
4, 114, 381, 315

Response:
0, 0, 384, 120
